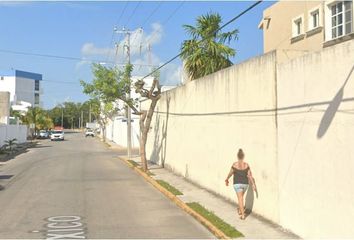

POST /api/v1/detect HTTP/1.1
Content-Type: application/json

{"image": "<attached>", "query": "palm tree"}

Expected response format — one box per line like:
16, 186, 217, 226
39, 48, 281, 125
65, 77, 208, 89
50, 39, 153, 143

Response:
21, 107, 53, 137
181, 13, 238, 80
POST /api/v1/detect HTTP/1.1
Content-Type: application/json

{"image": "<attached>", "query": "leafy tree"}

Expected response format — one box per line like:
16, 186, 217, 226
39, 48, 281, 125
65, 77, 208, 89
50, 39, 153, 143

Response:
48, 106, 65, 127
82, 99, 99, 123
81, 63, 161, 171
181, 12, 238, 80
80, 64, 123, 142
21, 107, 53, 137
37, 114, 54, 130
9, 108, 22, 125
47, 101, 96, 129
10, 108, 22, 119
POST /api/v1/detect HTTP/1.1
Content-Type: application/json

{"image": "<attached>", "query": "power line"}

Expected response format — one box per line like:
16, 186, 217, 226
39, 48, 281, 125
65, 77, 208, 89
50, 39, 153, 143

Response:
123, 1, 142, 27
112, 1, 142, 64
145, 1, 185, 45
0, 48, 154, 67
139, 0, 263, 81
140, 1, 163, 28
129, 1, 185, 68
105, 1, 129, 62
115, 1, 185, 70
161, 1, 185, 26
42, 80, 79, 85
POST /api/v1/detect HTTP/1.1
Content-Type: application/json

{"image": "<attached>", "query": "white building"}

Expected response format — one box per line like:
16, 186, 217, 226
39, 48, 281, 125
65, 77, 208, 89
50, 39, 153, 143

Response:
104, 76, 177, 148
0, 69, 43, 111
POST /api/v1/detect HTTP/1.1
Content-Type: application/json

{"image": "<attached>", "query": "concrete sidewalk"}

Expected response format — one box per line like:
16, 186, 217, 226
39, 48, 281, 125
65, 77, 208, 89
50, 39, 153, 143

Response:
106, 140, 298, 239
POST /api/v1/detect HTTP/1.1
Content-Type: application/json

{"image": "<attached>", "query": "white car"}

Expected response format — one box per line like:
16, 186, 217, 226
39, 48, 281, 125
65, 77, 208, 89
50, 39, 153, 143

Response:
85, 129, 95, 137
38, 130, 49, 139
50, 130, 64, 141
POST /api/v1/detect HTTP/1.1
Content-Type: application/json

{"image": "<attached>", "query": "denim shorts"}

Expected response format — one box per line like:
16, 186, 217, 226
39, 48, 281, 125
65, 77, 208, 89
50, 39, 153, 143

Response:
233, 184, 249, 193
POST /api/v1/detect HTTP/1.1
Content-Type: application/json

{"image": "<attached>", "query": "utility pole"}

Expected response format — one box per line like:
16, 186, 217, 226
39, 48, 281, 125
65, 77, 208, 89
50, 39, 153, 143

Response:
61, 107, 64, 128
115, 27, 140, 159
89, 104, 92, 123
81, 110, 83, 129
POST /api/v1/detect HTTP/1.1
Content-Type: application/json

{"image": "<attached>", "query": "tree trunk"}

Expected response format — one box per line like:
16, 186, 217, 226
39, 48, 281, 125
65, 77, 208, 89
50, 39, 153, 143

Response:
102, 124, 106, 142
139, 111, 148, 171
140, 98, 159, 172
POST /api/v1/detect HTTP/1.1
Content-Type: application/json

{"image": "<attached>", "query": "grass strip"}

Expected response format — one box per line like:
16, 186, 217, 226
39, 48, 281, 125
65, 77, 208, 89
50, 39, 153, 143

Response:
127, 160, 155, 176
186, 202, 243, 238
137, 167, 155, 176
127, 160, 138, 167
156, 179, 183, 196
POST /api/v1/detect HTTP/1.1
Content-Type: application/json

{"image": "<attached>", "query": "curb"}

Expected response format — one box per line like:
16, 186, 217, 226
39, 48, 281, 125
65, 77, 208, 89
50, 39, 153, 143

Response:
118, 156, 229, 239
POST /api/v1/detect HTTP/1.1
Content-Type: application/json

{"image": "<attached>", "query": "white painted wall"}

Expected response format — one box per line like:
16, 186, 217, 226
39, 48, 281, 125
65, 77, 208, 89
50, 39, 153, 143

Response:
0, 76, 16, 103
105, 115, 140, 148
277, 40, 354, 238
144, 39, 354, 238
144, 52, 280, 223
0, 125, 28, 147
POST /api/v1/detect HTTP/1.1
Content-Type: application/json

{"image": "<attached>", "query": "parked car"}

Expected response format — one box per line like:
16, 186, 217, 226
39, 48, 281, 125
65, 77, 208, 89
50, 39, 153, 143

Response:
38, 130, 49, 139
85, 128, 95, 137
50, 130, 64, 141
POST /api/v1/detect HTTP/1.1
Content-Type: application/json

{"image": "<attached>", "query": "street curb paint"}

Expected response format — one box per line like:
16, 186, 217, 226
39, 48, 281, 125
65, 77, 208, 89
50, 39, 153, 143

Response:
118, 156, 230, 239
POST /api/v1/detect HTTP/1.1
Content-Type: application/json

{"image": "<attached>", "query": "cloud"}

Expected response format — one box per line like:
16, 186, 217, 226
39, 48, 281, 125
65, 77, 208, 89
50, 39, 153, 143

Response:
131, 52, 182, 86
78, 22, 182, 86
80, 22, 163, 60
75, 59, 91, 71
145, 23, 163, 46
81, 43, 114, 56
160, 64, 182, 86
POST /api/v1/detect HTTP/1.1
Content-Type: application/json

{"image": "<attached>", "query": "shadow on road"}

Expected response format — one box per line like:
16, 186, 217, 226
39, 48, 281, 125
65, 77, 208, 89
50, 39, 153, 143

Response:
0, 175, 14, 180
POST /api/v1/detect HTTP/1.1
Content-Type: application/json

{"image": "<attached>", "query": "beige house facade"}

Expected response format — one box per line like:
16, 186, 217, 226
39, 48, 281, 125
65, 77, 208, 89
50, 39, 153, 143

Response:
259, 0, 353, 62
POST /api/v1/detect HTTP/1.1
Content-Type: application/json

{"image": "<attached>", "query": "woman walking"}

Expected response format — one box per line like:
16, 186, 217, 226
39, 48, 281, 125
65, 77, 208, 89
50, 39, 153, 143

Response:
225, 149, 256, 220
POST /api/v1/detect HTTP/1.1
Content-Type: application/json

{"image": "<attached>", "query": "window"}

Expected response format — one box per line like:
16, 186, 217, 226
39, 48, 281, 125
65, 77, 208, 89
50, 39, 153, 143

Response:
344, 1, 353, 35
331, 1, 353, 39
296, 19, 302, 35
35, 93, 39, 105
310, 10, 320, 29
292, 16, 304, 37
35, 80, 40, 91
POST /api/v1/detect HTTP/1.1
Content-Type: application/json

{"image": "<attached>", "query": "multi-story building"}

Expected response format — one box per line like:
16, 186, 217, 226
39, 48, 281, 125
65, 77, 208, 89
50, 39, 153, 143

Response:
0, 69, 43, 111
259, 0, 353, 62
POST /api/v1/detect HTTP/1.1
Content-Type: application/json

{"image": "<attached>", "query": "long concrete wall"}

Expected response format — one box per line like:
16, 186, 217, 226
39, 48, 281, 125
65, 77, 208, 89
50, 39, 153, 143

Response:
144, 39, 354, 238
277, 40, 354, 238
105, 116, 140, 148
0, 125, 28, 147
145, 52, 280, 222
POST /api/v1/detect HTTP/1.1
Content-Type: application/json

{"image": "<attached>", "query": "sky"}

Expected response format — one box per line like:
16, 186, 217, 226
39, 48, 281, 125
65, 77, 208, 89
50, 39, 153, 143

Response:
0, 1, 275, 109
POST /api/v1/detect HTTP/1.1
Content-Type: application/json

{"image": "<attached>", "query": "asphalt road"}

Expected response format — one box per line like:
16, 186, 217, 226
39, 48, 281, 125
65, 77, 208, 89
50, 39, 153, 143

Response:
0, 131, 213, 239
